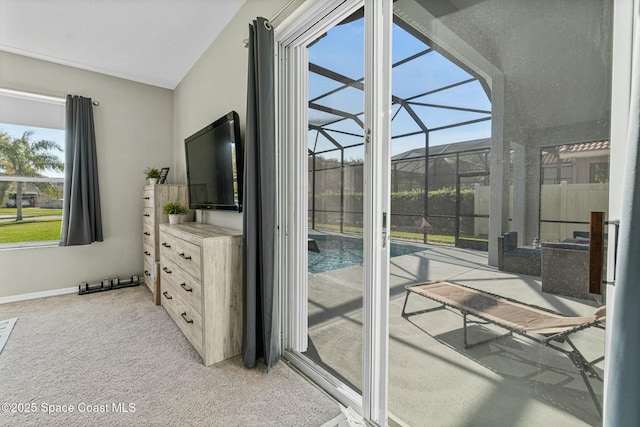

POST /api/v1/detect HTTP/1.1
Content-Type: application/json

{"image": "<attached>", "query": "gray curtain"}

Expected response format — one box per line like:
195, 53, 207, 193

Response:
60, 95, 103, 246
604, 14, 640, 427
242, 17, 279, 370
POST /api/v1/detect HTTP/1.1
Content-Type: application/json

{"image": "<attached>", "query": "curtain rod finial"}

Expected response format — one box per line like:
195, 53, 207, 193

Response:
92, 100, 99, 106
242, 39, 249, 48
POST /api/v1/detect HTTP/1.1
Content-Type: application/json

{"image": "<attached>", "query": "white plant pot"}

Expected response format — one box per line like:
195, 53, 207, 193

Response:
147, 178, 156, 186
168, 214, 180, 225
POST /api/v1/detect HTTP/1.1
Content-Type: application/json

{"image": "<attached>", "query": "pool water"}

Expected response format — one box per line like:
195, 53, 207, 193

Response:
308, 234, 426, 274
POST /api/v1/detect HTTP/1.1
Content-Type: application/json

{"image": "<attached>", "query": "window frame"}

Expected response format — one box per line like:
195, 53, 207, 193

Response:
0, 88, 65, 249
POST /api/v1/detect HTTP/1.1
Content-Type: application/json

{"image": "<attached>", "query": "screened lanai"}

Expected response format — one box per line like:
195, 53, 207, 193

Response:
308, 16, 494, 250
307, 8, 611, 265
297, 2, 612, 426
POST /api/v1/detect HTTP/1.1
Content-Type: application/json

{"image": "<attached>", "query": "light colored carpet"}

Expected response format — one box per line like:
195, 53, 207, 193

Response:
0, 286, 340, 427
0, 317, 17, 354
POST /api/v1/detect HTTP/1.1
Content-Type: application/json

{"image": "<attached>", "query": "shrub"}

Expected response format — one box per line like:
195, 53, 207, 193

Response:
144, 167, 161, 179
163, 201, 188, 215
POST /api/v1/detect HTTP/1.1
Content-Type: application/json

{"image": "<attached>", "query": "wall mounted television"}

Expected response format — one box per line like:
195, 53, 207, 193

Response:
185, 111, 243, 212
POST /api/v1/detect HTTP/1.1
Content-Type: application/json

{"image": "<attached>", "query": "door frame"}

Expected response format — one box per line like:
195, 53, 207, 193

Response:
273, 0, 637, 424
362, 0, 392, 423
275, 0, 392, 424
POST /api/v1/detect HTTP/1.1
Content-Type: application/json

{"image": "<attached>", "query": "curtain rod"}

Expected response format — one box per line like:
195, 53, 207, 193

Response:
0, 88, 99, 106
0, 87, 65, 104
243, 0, 299, 47
266, 0, 299, 29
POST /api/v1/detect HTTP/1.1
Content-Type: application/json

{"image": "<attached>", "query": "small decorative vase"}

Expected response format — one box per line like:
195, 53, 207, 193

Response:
168, 214, 180, 225
147, 178, 156, 186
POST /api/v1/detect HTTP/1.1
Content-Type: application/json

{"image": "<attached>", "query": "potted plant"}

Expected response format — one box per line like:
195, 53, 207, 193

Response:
164, 201, 188, 224
144, 167, 161, 185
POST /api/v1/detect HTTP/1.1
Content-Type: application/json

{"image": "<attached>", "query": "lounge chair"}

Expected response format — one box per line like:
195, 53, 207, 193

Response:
401, 281, 606, 415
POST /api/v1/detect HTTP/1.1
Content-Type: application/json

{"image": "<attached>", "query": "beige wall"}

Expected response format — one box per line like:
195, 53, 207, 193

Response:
173, 0, 288, 231
0, 0, 291, 298
0, 51, 173, 299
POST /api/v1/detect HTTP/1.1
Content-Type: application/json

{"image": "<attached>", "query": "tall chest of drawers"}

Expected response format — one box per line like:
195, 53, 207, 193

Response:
141, 184, 187, 304
159, 222, 243, 366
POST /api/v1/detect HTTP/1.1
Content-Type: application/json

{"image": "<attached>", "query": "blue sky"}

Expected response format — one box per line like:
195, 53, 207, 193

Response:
0, 122, 65, 178
308, 17, 492, 159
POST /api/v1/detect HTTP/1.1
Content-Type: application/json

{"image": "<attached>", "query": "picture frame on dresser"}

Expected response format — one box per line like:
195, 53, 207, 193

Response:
158, 167, 170, 184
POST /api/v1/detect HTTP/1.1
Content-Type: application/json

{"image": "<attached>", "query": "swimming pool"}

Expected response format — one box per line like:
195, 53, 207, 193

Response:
308, 234, 426, 274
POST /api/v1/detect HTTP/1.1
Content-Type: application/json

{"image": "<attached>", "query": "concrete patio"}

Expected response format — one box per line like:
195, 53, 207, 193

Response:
305, 243, 604, 426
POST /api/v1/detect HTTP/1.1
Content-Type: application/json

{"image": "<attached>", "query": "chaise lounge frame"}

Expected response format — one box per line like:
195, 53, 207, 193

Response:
401, 281, 606, 415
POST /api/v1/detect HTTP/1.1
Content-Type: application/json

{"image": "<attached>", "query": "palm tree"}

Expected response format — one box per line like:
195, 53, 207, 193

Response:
0, 130, 63, 221
0, 131, 11, 206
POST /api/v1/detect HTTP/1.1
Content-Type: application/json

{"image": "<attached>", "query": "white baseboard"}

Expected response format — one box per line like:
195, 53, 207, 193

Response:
0, 286, 77, 305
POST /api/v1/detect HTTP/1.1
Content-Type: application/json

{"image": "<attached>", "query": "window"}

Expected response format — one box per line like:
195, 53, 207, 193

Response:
0, 88, 65, 247
590, 162, 609, 183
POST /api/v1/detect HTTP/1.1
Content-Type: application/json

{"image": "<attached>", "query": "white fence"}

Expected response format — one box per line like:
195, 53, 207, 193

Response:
474, 182, 609, 241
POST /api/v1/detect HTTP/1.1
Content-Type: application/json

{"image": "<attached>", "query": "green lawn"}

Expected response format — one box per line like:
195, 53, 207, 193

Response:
0, 208, 63, 217
310, 222, 457, 244
0, 219, 62, 243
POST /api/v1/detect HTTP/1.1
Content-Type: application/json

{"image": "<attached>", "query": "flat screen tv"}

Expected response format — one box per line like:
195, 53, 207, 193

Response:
185, 111, 243, 212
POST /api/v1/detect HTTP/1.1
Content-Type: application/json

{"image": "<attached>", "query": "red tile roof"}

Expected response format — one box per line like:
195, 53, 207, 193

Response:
562, 140, 609, 153
542, 140, 609, 165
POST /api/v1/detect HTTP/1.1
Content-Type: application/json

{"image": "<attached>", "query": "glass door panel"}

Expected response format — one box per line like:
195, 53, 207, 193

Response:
305, 7, 365, 394
389, 1, 609, 425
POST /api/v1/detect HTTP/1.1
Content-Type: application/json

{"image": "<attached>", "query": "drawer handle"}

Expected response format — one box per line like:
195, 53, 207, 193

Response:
143, 197, 151, 200
181, 312, 194, 324
144, 270, 151, 276
162, 291, 172, 300
163, 267, 172, 274
144, 251, 151, 256
180, 283, 193, 292
143, 214, 150, 217
162, 242, 171, 248
144, 232, 151, 236
178, 252, 192, 260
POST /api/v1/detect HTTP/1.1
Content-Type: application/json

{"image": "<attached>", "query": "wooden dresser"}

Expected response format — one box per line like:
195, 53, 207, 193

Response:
158, 222, 243, 366
142, 184, 187, 304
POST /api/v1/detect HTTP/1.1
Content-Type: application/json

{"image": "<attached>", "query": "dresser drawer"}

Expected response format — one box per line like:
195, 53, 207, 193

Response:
142, 207, 154, 225
143, 222, 154, 242
161, 285, 203, 356
143, 258, 160, 303
142, 223, 155, 240
142, 189, 154, 208
142, 241, 155, 262
143, 257, 155, 287
159, 232, 202, 280
160, 257, 203, 315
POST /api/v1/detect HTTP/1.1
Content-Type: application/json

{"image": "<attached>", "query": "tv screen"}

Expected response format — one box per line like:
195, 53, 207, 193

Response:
185, 111, 243, 212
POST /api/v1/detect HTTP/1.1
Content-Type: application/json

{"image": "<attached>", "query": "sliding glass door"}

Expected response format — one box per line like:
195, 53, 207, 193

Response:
388, 1, 611, 425
305, 4, 365, 395
280, 1, 616, 426
277, 0, 391, 422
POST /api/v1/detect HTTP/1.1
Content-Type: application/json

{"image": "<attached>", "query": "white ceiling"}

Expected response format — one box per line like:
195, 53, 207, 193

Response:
0, 0, 246, 89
